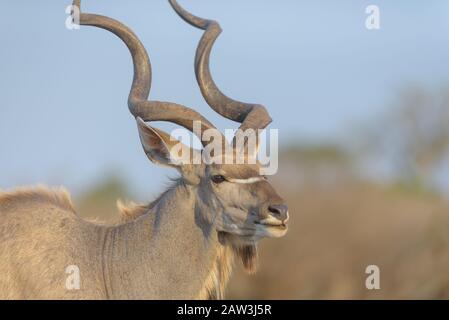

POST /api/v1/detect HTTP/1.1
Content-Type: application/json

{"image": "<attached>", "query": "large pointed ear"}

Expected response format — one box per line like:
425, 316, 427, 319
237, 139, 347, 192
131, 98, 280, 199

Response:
136, 117, 195, 168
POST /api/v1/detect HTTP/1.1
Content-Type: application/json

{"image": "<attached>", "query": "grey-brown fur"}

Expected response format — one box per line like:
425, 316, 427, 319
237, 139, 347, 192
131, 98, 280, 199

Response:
0, 184, 242, 299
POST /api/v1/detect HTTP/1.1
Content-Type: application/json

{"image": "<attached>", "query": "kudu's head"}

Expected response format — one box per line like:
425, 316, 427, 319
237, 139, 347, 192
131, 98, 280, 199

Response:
138, 117, 289, 244
73, 0, 288, 245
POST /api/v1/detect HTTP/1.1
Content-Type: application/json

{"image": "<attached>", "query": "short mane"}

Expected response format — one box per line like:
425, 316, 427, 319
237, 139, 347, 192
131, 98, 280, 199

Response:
117, 179, 183, 222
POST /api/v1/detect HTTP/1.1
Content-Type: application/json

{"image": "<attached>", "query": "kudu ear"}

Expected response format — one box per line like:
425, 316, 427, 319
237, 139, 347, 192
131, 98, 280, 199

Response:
136, 117, 196, 168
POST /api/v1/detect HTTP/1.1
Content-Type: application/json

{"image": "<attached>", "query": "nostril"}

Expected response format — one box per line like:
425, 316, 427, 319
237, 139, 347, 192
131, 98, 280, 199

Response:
268, 206, 281, 216
268, 204, 289, 221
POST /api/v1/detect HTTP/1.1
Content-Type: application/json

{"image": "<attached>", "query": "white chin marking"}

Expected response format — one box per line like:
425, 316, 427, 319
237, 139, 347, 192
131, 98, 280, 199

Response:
228, 177, 265, 184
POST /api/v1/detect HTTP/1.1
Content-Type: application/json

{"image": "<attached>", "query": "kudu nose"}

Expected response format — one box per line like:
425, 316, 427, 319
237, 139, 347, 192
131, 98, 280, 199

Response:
268, 204, 289, 223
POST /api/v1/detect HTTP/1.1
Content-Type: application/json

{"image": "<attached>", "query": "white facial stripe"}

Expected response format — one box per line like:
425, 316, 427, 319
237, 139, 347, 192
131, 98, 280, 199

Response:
227, 177, 265, 184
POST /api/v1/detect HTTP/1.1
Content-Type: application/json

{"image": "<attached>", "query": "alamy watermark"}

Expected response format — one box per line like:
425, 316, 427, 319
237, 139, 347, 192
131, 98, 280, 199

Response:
365, 265, 380, 290
365, 5, 380, 30
65, 265, 80, 290
165, 122, 279, 175
65, 4, 80, 30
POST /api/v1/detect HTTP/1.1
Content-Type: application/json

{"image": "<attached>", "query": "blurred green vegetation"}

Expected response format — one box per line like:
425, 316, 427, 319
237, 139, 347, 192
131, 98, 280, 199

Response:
280, 143, 352, 166
77, 175, 130, 221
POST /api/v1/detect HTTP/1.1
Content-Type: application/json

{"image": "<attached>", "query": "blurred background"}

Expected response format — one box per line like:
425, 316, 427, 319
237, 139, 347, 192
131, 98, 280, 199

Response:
2, 0, 449, 299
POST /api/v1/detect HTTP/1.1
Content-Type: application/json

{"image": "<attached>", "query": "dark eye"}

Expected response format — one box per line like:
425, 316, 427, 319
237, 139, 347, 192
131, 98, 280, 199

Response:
211, 175, 226, 184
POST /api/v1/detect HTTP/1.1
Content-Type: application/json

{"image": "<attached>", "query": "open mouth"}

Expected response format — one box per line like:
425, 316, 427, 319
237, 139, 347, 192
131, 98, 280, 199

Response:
255, 219, 288, 229
263, 223, 288, 230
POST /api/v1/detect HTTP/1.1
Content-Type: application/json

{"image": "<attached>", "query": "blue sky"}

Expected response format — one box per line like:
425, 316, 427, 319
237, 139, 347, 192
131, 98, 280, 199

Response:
1, 0, 449, 199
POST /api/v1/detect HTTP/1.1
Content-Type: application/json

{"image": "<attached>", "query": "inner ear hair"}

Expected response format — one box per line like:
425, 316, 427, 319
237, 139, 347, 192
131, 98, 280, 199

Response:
137, 117, 195, 167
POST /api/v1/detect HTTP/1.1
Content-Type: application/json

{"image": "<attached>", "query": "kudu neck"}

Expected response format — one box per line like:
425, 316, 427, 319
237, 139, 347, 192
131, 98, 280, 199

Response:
102, 181, 224, 299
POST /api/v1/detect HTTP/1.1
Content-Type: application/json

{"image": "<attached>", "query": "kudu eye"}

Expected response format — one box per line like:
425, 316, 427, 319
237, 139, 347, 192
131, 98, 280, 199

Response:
211, 175, 226, 184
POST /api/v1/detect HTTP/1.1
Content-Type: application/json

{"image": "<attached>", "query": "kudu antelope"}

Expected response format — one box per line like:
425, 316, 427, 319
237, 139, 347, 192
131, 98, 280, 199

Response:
0, 0, 288, 299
